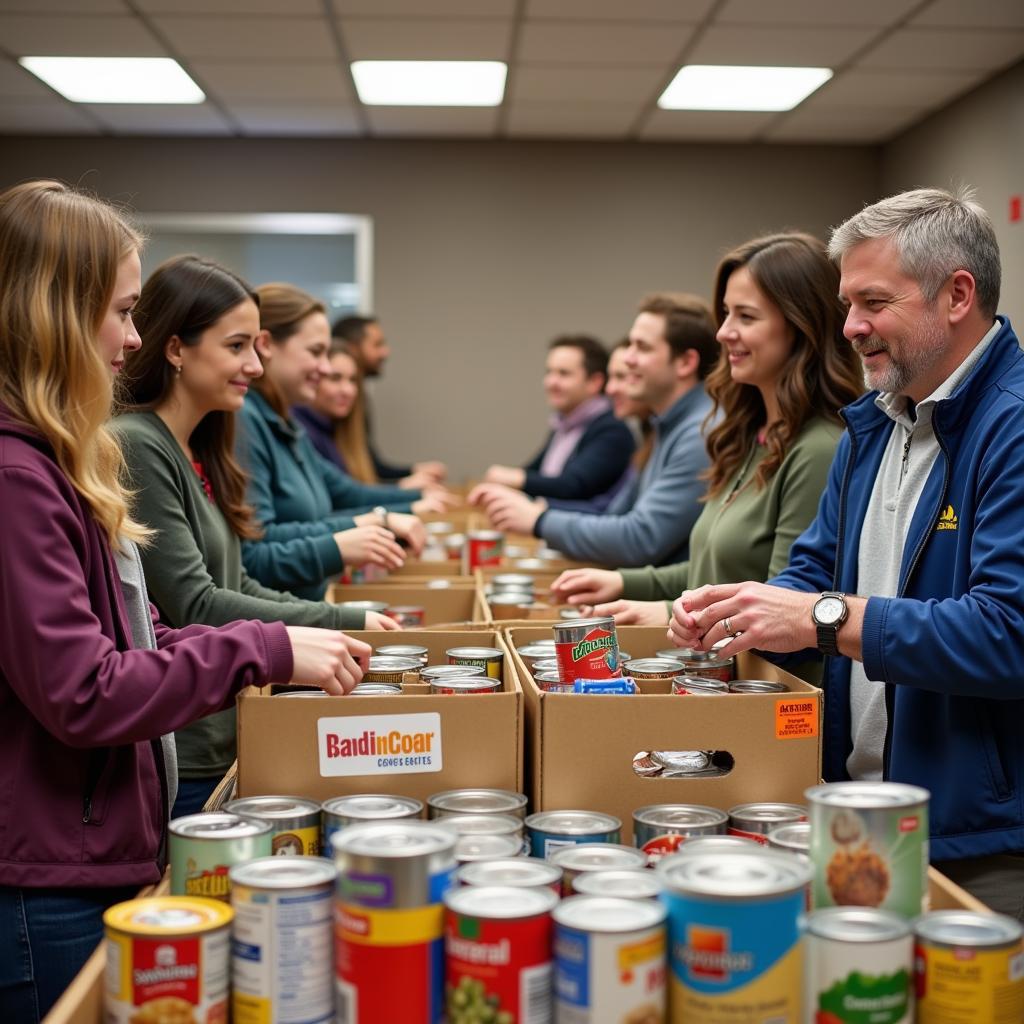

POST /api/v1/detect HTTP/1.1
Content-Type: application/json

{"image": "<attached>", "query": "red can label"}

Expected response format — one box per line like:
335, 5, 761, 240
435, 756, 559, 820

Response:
446, 911, 553, 1024
468, 535, 503, 569
727, 827, 771, 845
555, 626, 618, 682
641, 833, 688, 861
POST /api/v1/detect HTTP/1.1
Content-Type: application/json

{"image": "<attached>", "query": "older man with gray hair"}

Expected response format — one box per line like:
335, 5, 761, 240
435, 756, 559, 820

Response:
668, 187, 1024, 917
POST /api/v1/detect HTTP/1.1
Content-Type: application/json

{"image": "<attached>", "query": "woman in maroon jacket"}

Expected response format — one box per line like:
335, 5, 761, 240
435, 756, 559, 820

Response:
0, 180, 371, 1020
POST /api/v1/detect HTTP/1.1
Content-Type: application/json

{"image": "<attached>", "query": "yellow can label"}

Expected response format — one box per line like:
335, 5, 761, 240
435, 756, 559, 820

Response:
271, 825, 319, 856
916, 940, 1024, 1023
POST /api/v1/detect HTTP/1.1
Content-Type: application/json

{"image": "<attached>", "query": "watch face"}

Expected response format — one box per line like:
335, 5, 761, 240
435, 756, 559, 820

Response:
815, 596, 844, 626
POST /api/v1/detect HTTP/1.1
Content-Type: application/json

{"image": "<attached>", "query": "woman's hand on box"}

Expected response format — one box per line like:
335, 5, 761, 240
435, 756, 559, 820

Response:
365, 611, 402, 631
550, 568, 623, 606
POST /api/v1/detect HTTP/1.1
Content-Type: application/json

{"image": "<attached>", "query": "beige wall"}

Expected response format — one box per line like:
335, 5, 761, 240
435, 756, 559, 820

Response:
0, 137, 878, 479
882, 61, 1024, 327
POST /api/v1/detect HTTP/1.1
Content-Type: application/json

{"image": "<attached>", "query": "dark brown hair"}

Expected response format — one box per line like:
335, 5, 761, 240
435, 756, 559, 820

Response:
636, 293, 718, 379
121, 254, 263, 540
548, 334, 609, 380
703, 232, 863, 498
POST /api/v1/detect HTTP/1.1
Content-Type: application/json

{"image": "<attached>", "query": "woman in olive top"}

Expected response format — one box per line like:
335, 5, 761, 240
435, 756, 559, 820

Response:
117, 256, 399, 817
552, 233, 863, 627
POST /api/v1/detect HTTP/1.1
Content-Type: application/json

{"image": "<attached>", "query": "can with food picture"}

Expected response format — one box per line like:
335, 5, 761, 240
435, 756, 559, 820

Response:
428, 788, 529, 821
728, 802, 807, 845
657, 846, 811, 1023
225, 795, 322, 856
914, 910, 1024, 1024
454, 834, 525, 865
428, 674, 503, 695
525, 810, 621, 859
552, 616, 620, 682
376, 643, 430, 666
446, 646, 505, 679
103, 896, 232, 1024
332, 820, 457, 1024
321, 793, 423, 851
550, 843, 648, 897
806, 782, 930, 918
169, 813, 273, 902
633, 804, 729, 863
553, 895, 667, 1024
229, 857, 337, 1024
364, 655, 421, 685
657, 647, 735, 683
457, 858, 563, 894
445, 884, 559, 1024
468, 529, 504, 569
804, 906, 913, 1024
571, 869, 662, 901
385, 604, 425, 627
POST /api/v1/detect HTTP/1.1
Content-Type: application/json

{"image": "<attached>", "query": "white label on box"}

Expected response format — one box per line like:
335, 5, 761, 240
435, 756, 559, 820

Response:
317, 713, 443, 777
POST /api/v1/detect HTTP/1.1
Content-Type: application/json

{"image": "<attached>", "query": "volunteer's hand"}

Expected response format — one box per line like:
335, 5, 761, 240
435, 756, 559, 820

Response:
484, 464, 526, 489
383, 511, 426, 556
400, 469, 443, 490
590, 599, 669, 626
365, 611, 402, 631
334, 526, 406, 570
470, 483, 544, 534
414, 460, 448, 483
412, 489, 460, 515
284, 626, 368, 694
551, 568, 623, 606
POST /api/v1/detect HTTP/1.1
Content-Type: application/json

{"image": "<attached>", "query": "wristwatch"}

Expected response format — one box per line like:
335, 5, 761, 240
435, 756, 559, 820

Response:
372, 505, 390, 531
812, 591, 848, 656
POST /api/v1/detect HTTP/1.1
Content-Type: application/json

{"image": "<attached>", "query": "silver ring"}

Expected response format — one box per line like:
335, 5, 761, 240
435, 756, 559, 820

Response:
723, 617, 733, 635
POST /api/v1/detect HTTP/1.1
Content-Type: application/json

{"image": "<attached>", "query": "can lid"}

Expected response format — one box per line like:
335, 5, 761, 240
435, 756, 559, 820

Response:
729, 679, 788, 692
525, 810, 621, 836
454, 834, 525, 862
224, 796, 321, 819
434, 813, 523, 836
430, 789, 528, 816
550, 843, 647, 871
728, 803, 807, 822
421, 664, 486, 679
445, 884, 559, 918
490, 575, 535, 588
351, 683, 403, 695
367, 655, 421, 671
573, 869, 662, 899
682, 835, 759, 851
634, 804, 729, 829
430, 675, 500, 692
656, 847, 811, 898
805, 906, 912, 943
624, 658, 685, 673
331, 819, 456, 857
339, 600, 389, 612
658, 647, 731, 665
229, 856, 336, 889
376, 645, 429, 657
322, 794, 423, 818
169, 812, 272, 840
767, 822, 811, 849
456, 858, 561, 888
551, 617, 615, 636
553, 895, 666, 931
104, 896, 233, 934
805, 781, 930, 809
915, 910, 1023, 947
446, 647, 504, 659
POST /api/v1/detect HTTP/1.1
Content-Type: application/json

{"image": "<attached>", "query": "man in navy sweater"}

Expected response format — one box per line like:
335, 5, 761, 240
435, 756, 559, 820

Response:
481, 335, 635, 511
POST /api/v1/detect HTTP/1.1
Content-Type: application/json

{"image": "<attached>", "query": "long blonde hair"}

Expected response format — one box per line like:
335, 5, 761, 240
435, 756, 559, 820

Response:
329, 342, 378, 484
0, 179, 149, 547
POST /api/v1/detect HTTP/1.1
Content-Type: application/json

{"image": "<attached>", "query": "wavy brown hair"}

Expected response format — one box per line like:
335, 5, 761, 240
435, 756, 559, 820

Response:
325, 342, 378, 484
121, 255, 262, 540
703, 232, 862, 498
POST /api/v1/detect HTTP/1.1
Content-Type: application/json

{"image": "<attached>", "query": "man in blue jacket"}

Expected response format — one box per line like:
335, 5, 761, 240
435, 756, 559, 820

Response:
668, 187, 1024, 918
479, 334, 635, 511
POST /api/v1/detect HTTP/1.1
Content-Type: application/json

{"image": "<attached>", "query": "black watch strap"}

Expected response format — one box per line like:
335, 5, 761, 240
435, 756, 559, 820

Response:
816, 623, 841, 657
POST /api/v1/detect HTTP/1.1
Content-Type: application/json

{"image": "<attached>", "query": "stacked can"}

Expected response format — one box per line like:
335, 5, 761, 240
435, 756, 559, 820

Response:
657, 646, 736, 683
552, 616, 620, 683
446, 645, 505, 679
169, 813, 273, 902
468, 530, 504, 569
225, 795, 322, 856
332, 820, 457, 1023
457, 858, 563, 894
633, 804, 729, 863
428, 788, 529, 822
550, 842, 648, 897
376, 644, 430, 666
525, 810, 621, 859
727, 802, 806, 845
320, 793, 423, 856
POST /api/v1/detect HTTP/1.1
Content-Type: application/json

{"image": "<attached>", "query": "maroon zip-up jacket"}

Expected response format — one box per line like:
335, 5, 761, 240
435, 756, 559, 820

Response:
0, 405, 293, 888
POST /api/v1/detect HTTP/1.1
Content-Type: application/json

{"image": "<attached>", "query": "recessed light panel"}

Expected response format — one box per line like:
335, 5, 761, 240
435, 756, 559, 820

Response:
351, 61, 507, 107
659, 65, 832, 112
19, 57, 205, 104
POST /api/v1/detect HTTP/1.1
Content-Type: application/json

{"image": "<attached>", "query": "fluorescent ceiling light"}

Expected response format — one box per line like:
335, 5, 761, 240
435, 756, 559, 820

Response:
19, 57, 204, 104
659, 65, 832, 112
351, 61, 506, 106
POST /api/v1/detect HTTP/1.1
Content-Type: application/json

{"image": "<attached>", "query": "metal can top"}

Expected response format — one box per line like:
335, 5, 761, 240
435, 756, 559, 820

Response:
525, 810, 621, 836
468, 529, 503, 540
430, 789, 529, 818
513, 558, 547, 570
367, 655, 421, 673
351, 683, 403, 696
454, 834, 526, 863
767, 822, 811, 852
491, 574, 535, 590
330, 820, 457, 859
572, 869, 663, 900
656, 847, 811, 900
445, 883, 559, 919
421, 664, 486, 680
550, 843, 647, 872
228, 856, 336, 890
651, 750, 711, 772
531, 659, 559, 673
385, 605, 424, 613
490, 593, 534, 606
915, 910, 1023, 948
456, 858, 562, 889
516, 641, 556, 656
681, 835, 759, 852
429, 676, 501, 693
533, 671, 565, 684
804, 906, 912, 943
551, 616, 615, 639
425, 521, 455, 535
659, 647, 733, 665
634, 804, 729, 830
805, 781, 930, 809
224, 796, 321, 821
623, 657, 686, 676
729, 802, 807, 825
729, 679, 789, 693
446, 646, 504, 660
434, 813, 523, 837
322, 794, 423, 819
104, 896, 233, 935
169, 812, 273, 840
339, 600, 389, 612
376, 644, 430, 659
553, 895, 666, 932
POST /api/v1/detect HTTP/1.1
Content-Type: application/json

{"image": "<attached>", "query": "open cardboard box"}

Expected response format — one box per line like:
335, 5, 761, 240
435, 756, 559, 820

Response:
236, 630, 523, 805
326, 581, 488, 625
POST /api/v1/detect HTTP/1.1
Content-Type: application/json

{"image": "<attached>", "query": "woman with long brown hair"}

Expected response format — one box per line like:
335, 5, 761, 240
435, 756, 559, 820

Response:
552, 232, 863, 629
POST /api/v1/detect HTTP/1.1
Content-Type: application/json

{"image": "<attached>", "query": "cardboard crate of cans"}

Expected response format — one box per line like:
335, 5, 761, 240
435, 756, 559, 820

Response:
236, 630, 523, 805
508, 624, 823, 844
326, 581, 489, 625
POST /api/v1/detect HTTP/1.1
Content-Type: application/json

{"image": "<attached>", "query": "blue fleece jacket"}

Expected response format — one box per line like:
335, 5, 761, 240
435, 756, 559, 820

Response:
771, 317, 1024, 861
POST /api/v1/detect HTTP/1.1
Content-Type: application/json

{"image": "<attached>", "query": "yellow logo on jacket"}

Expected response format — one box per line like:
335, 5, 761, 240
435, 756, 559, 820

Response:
936, 504, 958, 531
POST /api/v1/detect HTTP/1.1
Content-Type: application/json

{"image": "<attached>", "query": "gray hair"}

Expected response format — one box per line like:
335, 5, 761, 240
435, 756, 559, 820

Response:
828, 186, 1001, 318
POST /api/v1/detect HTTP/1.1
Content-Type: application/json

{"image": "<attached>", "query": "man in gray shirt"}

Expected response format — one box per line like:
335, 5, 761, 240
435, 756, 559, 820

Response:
470, 293, 717, 567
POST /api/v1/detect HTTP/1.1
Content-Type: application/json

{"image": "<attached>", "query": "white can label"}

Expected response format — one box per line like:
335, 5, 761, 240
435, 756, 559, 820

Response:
317, 713, 443, 777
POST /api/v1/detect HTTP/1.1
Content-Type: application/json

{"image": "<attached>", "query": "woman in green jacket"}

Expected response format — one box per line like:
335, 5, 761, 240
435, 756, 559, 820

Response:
552, 232, 863, 625
117, 255, 400, 817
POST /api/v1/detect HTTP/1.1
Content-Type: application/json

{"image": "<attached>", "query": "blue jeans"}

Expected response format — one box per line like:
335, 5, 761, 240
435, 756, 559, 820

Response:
0, 885, 136, 1022
171, 776, 221, 819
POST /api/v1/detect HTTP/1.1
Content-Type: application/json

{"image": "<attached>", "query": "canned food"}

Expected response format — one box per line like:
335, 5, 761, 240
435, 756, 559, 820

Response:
425, 520, 455, 536
339, 600, 389, 614
321, 793, 423, 851
365, 654, 420, 684
728, 802, 807, 844
433, 813, 524, 839
445, 885, 559, 1024
332, 820, 457, 1024
515, 642, 557, 670
224, 795, 322, 856
553, 617, 619, 682
457, 858, 563, 893
445, 533, 466, 560
376, 643, 430, 666
350, 682, 403, 696
806, 781, 930, 917
767, 821, 812, 856
169, 813, 273, 902
915, 910, 1024, 1024
805, 906, 913, 1024
454, 833, 524, 864
429, 675, 502, 695
468, 529, 504, 569
491, 573, 535, 592
525, 810, 621, 859
679, 834, 760, 852
421, 663, 486, 685
429, 789, 529, 821
658, 847, 811, 1022
623, 657, 686, 682
633, 804, 729, 862
385, 604, 425, 627
229, 857, 336, 1023
658, 646, 736, 683
728, 678, 789, 693
530, 658, 559, 674
104, 896, 232, 1024
571, 868, 663, 900
671, 675, 730, 695
534, 670, 573, 693
446, 645, 505, 679
553, 896, 667, 1024
550, 842, 648, 896
274, 689, 333, 698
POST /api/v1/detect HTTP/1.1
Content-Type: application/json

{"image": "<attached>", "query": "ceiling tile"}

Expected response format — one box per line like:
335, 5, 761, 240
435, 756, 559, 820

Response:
512, 65, 665, 103
84, 102, 235, 134
814, 68, 987, 108
911, 0, 1024, 30
688, 25, 875, 67
505, 99, 639, 136
189, 60, 352, 102
857, 28, 1024, 72
0, 56, 57, 97
340, 17, 512, 61
765, 104, 922, 143
228, 101, 362, 135
639, 108, 774, 140
525, 0, 712, 20
150, 15, 335, 60
334, 0, 514, 14
0, 14, 166, 57
0, 96, 100, 132
366, 105, 499, 135
718, 0, 920, 28
518, 21, 693, 64
135, 0, 322, 12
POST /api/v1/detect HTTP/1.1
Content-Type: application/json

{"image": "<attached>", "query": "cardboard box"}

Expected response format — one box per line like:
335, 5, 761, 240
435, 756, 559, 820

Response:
326, 582, 488, 624
508, 625, 824, 844
236, 630, 523, 805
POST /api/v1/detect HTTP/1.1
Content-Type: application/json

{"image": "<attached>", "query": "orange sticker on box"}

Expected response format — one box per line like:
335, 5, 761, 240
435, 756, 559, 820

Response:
775, 697, 818, 739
